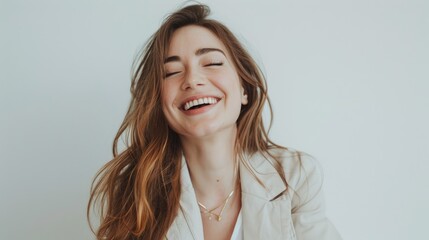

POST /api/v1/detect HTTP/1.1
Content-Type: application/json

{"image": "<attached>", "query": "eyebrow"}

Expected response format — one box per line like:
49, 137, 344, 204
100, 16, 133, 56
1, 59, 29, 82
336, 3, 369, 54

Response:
164, 48, 226, 64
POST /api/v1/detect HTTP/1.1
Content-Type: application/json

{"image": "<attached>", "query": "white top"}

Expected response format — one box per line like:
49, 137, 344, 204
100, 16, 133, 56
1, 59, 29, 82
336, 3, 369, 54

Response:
230, 209, 242, 240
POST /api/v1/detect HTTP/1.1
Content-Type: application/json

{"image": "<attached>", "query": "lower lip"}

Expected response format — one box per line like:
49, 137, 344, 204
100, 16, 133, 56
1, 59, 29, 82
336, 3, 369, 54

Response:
182, 101, 219, 116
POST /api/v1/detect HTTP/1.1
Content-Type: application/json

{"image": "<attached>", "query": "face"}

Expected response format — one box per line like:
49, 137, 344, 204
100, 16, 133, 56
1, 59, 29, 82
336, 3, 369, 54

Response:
161, 25, 248, 140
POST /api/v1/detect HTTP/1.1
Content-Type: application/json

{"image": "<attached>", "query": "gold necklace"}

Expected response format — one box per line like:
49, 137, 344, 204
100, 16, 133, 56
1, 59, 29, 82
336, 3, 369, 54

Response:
197, 189, 234, 222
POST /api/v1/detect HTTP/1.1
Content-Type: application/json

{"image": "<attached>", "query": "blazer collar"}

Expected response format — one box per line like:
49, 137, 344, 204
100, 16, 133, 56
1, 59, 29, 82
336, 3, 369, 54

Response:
239, 151, 287, 200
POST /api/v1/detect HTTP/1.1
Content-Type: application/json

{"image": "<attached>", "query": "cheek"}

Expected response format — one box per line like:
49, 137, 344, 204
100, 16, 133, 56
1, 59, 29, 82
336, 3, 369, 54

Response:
160, 97, 173, 124
160, 83, 181, 129
160, 95, 176, 129
161, 97, 176, 119
212, 70, 240, 88
161, 82, 175, 106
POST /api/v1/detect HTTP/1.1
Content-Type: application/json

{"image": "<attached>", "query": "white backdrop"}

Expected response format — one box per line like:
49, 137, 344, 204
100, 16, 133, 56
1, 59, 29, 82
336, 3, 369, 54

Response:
1, 0, 428, 239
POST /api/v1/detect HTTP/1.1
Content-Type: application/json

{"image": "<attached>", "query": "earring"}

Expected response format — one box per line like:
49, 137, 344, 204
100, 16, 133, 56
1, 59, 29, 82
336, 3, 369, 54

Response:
242, 94, 248, 105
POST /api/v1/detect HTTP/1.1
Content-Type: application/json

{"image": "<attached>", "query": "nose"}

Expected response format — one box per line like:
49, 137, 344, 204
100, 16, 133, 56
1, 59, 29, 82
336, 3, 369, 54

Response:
181, 68, 205, 90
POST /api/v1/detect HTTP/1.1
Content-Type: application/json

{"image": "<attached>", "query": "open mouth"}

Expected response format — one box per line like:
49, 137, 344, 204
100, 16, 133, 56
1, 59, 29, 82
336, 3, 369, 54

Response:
182, 97, 220, 111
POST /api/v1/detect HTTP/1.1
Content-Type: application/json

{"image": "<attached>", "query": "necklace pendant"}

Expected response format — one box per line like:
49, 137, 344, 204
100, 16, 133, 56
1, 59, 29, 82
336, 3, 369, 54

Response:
197, 189, 235, 223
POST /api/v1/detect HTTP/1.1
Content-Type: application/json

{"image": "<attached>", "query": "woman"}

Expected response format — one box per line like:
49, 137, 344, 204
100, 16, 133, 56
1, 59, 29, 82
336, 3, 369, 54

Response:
88, 4, 341, 240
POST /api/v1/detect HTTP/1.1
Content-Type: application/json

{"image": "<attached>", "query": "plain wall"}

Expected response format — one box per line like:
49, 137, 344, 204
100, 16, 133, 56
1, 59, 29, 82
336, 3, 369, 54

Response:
1, 0, 428, 239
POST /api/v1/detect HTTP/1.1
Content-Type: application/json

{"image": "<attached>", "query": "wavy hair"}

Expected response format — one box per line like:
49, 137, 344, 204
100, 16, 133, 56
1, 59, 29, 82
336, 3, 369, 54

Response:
88, 4, 287, 240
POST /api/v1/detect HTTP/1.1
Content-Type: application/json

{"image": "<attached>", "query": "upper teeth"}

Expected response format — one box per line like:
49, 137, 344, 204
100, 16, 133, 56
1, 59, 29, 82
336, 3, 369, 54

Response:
184, 97, 218, 111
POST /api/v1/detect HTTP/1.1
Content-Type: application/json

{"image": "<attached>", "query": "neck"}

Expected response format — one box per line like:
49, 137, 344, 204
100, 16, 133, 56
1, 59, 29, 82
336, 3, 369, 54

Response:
180, 126, 239, 207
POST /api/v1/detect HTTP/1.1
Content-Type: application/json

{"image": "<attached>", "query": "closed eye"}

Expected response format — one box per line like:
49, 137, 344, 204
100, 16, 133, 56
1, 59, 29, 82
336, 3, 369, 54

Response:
165, 71, 181, 78
205, 62, 223, 67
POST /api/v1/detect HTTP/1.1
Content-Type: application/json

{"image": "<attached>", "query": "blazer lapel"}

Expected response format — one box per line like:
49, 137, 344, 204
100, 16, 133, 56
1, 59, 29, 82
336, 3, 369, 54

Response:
240, 152, 295, 240
166, 157, 204, 240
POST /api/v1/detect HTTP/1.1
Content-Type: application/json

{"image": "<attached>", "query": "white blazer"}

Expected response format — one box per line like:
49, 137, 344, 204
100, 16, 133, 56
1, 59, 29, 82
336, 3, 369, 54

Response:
166, 149, 342, 240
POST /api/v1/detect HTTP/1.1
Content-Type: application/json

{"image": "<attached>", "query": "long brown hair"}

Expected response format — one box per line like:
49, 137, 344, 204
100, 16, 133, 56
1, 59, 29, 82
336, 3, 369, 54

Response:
88, 4, 288, 239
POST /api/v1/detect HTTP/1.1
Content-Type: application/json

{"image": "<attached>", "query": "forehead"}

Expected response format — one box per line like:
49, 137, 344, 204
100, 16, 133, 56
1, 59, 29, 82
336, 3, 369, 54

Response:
167, 25, 228, 56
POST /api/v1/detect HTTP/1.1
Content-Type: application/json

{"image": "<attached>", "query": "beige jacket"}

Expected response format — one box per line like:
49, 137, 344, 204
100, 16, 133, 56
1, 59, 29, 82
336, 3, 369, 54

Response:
166, 149, 342, 240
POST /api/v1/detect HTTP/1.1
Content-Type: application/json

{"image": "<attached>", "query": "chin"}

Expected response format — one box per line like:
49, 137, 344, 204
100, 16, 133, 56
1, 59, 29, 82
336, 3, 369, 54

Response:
183, 123, 237, 140
184, 127, 218, 139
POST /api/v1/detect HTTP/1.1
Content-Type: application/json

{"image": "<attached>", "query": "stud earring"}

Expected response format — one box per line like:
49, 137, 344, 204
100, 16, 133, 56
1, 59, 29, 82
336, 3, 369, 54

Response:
242, 94, 248, 105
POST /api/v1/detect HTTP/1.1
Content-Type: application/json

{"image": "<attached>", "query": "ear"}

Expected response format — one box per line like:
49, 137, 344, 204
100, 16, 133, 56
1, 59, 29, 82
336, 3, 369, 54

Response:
241, 87, 248, 105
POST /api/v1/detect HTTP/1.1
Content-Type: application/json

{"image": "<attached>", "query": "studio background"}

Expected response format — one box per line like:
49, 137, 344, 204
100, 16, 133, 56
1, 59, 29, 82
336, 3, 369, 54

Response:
1, 0, 428, 239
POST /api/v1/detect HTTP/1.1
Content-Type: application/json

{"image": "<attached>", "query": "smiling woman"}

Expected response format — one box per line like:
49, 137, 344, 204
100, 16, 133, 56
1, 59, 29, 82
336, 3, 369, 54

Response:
88, 4, 342, 240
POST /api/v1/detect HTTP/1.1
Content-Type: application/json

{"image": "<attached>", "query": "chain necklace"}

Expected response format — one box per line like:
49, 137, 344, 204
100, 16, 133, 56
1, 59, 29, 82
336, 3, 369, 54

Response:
197, 189, 235, 222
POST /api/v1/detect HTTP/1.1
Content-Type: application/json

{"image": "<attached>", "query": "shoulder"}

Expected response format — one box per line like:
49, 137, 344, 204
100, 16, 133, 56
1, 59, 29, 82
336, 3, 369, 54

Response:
244, 147, 324, 197
267, 147, 322, 178
265, 147, 324, 196
245, 147, 323, 184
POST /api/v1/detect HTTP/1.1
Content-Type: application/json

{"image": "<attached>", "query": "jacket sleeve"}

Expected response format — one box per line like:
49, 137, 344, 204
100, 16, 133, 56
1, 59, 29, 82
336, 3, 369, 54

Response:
289, 153, 342, 240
